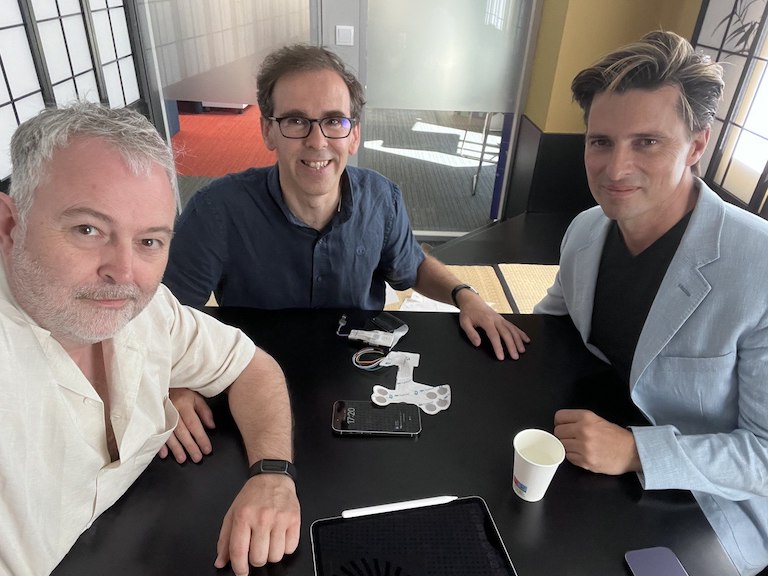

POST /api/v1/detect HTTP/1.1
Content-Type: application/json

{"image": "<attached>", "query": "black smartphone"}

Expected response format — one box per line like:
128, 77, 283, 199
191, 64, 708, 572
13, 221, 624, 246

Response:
331, 400, 421, 436
625, 547, 689, 576
370, 311, 407, 332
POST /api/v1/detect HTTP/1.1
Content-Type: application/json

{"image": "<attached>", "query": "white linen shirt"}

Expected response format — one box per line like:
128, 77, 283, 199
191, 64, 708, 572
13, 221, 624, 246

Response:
0, 268, 256, 576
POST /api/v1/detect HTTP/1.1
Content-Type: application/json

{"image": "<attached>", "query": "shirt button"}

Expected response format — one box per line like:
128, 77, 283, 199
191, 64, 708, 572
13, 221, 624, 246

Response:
316, 276, 322, 283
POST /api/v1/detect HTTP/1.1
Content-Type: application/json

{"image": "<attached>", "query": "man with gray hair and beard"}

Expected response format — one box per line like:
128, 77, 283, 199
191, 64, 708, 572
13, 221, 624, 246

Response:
0, 103, 299, 575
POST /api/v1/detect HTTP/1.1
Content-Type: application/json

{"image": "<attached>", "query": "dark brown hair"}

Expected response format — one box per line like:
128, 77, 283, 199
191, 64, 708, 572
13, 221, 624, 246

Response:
256, 44, 365, 119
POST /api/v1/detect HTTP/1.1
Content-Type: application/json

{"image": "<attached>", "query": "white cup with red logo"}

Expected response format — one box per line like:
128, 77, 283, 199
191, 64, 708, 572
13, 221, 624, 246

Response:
512, 429, 565, 502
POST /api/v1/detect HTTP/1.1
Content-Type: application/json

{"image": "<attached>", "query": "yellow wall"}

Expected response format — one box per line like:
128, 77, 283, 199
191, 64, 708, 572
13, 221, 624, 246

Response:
525, 0, 702, 133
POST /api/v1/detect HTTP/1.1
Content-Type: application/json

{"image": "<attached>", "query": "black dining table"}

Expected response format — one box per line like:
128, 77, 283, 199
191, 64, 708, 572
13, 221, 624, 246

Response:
53, 308, 739, 576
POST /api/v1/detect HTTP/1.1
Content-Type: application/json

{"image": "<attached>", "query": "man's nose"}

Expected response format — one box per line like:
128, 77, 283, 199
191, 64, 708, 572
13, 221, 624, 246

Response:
99, 242, 134, 284
304, 121, 328, 148
605, 145, 634, 180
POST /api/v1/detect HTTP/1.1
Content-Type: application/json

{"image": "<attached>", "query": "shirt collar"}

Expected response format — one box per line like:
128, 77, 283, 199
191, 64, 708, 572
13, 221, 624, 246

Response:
337, 169, 354, 225
268, 163, 355, 230
0, 261, 41, 329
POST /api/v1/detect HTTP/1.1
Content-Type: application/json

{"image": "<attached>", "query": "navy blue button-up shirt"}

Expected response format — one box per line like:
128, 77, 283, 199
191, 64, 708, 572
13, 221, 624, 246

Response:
163, 165, 425, 310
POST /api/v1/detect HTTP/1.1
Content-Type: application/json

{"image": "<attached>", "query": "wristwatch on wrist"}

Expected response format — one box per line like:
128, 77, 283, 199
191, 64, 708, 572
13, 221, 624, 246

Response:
451, 283, 479, 307
248, 459, 297, 483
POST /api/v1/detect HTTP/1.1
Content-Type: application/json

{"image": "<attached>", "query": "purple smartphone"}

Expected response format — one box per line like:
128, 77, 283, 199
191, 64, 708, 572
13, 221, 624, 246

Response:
625, 547, 689, 576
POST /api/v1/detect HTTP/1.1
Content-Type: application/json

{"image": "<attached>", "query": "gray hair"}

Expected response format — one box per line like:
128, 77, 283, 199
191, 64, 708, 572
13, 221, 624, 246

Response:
256, 44, 366, 120
9, 102, 177, 225
571, 30, 724, 134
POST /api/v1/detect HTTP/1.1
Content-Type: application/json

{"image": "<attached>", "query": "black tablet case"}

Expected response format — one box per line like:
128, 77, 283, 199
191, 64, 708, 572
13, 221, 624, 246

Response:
311, 496, 517, 576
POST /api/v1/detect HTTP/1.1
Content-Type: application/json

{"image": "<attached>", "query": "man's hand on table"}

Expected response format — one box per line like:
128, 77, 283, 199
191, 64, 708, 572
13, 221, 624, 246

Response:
554, 409, 642, 475
215, 474, 301, 574
456, 290, 530, 360
159, 388, 215, 463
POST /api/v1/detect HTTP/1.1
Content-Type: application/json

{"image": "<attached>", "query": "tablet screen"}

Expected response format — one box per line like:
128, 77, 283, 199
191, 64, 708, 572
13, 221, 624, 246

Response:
311, 496, 517, 576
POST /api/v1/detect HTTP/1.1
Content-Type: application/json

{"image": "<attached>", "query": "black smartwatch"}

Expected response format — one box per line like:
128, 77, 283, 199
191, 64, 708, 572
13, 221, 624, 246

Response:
451, 283, 479, 307
248, 459, 297, 483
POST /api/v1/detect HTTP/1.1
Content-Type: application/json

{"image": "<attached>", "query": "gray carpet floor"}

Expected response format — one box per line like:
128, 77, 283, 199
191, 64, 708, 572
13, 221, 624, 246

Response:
361, 109, 499, 233
177, 109, 500, 233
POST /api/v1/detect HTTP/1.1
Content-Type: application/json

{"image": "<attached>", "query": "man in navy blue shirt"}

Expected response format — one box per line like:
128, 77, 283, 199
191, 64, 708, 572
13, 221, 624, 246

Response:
162, 44, 530, 464
164, 44, 528, 362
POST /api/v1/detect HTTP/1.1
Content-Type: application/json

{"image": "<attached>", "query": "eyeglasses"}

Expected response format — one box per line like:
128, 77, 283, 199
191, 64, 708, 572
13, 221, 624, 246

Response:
268, 116, 356, 139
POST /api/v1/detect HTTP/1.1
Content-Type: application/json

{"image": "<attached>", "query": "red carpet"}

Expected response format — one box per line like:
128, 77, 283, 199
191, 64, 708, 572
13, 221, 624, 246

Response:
171, 105, 276, 177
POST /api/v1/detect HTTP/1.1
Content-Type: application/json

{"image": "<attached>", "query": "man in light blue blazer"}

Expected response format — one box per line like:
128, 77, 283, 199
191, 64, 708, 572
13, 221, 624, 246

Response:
534, 31, 768, 576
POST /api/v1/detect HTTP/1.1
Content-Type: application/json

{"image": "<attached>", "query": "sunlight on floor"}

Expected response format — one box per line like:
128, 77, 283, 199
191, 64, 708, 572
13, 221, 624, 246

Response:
363, 120, 501, 168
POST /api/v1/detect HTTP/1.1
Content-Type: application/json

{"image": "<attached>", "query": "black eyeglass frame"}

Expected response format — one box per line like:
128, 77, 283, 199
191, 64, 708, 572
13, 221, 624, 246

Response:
268, 116, 357, 139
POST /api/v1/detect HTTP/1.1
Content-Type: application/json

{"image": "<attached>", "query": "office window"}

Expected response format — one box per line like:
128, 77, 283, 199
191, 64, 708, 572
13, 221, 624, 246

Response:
88, 0, 139, 108
484, 0, 508, 31
34, 0, 100, 105
693, 0, 768, 215
0, 0, 44, 180
0, 0, 146, 183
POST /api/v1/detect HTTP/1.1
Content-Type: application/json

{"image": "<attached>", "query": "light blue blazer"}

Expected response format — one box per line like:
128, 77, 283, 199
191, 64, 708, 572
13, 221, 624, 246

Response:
535, 180, 768, 576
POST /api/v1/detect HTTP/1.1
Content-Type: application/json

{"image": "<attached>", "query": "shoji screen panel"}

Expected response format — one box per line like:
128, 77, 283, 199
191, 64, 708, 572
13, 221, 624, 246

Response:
0, 0, 44, 179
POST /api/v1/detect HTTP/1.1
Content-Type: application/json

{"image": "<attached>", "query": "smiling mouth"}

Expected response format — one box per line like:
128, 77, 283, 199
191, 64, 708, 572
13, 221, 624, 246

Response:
604, 185, 637, 194
76, 291, 136, 308
89, 298, 131, 309
303, 160, 330, 170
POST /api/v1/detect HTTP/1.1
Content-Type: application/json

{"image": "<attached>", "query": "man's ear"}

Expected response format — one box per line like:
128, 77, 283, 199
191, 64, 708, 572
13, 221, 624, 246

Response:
0, 193, 20, 258
687, 126, 710, 167
347, 122, 361, 156
260, 116, 277, 151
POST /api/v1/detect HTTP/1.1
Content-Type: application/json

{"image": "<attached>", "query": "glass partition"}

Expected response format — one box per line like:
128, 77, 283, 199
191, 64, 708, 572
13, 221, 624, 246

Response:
366, 0, 531, 112
139, 0, 312, 210
144, 0, 310, 105
361, 0, 538, 234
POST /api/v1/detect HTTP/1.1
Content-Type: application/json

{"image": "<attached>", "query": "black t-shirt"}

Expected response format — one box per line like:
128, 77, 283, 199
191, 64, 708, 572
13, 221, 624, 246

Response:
589, 212, 692, 384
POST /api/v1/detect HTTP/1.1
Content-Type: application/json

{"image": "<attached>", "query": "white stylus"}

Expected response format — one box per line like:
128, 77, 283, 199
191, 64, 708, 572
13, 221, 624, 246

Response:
341, 495, 458, 518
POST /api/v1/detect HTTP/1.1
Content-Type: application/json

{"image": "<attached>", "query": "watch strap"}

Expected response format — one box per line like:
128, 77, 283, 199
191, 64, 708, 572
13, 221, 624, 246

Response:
451, 283, 479, 307
248, 459, 297, 483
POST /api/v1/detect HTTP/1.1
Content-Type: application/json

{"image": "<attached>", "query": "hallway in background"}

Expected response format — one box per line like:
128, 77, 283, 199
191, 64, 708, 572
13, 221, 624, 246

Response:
362, 108, 500, 233
172, 105, 275, 208
171, 105, 500, 234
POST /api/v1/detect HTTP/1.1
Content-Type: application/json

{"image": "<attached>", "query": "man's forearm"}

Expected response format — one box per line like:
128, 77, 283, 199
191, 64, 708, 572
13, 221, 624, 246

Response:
412, 253, 530, 361
216, 349, 300, 574
412, 255, 463, 304
227, 350, 293, 465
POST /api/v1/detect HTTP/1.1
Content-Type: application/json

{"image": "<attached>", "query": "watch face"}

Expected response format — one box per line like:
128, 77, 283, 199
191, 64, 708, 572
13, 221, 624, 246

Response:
249, 460, 296, 482
262, 459, 288, 472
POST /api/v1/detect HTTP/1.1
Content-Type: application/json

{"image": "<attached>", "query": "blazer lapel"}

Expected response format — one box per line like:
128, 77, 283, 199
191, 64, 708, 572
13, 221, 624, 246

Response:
571, 218, 612, 343
630, 183, 725, 388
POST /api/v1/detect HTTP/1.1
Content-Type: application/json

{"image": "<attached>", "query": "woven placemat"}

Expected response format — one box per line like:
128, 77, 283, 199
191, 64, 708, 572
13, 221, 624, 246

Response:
498, 263, 559, 313
385, 265, 512, 313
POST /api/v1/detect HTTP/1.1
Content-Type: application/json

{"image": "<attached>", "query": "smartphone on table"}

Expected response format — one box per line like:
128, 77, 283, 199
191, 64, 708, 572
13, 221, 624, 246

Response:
331, 400, 421, 437
625, 547, 689, 576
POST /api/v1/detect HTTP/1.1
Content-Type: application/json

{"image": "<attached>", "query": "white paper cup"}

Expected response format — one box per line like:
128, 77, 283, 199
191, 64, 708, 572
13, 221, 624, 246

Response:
512, 429, 565, 502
